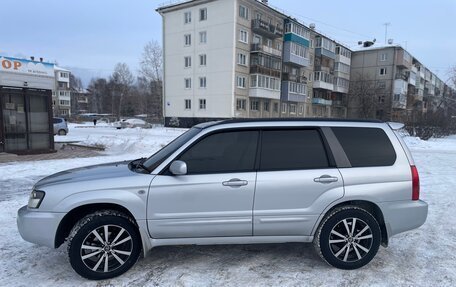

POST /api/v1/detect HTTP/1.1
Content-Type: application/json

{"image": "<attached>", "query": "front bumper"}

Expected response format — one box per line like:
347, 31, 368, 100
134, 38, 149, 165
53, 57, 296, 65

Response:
379, 200, 428, 238
17, 205, 66, 248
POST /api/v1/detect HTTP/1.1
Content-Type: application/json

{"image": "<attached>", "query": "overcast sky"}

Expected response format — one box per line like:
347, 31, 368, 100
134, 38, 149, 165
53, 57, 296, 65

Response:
1, 0, 455, 85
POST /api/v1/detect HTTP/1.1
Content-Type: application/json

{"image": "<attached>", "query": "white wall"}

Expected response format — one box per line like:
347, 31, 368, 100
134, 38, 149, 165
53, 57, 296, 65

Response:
163, 0, 236, 119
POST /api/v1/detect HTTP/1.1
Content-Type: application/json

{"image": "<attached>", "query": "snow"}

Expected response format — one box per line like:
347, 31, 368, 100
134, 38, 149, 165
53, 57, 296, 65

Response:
1, 127, 456, 286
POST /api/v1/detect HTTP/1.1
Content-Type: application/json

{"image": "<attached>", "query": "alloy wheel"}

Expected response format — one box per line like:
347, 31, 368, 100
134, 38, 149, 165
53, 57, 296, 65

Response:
329, 217, 373, 262
80, 224, 133, 273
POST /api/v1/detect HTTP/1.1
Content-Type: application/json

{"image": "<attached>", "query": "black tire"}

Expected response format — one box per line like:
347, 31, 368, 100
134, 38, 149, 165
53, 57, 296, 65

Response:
58, 129, 67, 136
67, 210, 141, 280
314, 206, 381, 270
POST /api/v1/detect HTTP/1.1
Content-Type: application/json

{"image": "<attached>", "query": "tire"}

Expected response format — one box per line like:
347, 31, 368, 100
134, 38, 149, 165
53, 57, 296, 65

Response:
67, 210, 141, 280
58, 129, 67, 136
314, 206, 381, 270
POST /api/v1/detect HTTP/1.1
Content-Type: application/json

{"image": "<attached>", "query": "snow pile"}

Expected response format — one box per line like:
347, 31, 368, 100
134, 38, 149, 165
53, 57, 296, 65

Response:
55, 122, 186, 155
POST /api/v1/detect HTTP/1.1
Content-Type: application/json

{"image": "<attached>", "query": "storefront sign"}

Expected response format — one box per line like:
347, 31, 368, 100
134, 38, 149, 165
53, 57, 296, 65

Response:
0, 56, 54, 77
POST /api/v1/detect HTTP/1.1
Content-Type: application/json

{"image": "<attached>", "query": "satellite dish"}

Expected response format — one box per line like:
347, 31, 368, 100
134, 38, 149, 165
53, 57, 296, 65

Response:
309, 23, 316, 30
373, 38, 376, 43
358, 41, 363, 45
388, 39, 394, 44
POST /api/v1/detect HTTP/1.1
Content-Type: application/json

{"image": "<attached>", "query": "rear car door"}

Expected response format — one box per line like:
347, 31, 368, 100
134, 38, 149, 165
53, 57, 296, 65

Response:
148, 130, 259, 238
253, 128, 344, 236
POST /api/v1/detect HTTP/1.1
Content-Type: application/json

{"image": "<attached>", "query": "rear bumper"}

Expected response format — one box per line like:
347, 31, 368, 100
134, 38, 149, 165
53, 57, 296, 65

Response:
379, 200, 428, 238
17, 205, 66, 248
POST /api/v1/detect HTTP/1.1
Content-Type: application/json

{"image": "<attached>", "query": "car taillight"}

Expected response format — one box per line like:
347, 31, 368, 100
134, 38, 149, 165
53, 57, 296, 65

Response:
411, 165, 420, 200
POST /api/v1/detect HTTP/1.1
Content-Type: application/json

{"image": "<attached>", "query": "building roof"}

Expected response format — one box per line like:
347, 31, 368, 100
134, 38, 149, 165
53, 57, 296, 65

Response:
54, 66, 70, 72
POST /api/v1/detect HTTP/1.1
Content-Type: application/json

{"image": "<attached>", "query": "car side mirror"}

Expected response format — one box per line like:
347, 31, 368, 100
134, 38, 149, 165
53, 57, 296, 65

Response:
169, 160, 187, 175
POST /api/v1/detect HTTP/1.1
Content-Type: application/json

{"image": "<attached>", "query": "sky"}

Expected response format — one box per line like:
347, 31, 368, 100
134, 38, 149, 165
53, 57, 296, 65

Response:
1, 0, 455, 86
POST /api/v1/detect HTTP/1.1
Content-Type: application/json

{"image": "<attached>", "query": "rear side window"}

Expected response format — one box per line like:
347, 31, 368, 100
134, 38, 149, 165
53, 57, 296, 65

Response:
179, 130, 259, 174
260, 129, 329, 171
53, 118, 62, 124
332, 127, 396, 167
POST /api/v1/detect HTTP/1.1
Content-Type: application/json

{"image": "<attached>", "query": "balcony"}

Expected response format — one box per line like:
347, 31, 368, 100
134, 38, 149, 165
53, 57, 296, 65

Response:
396, 49, 412, 69
282, 72, 307, 83
251, 19, 283, 39
312, 97, 332, 106
315, 47, 336, 60
392, 94, 407, 109
250, 65, 281, 78
394, 79, 408, 95
313, 71, 334, 91
335, 54, 351, 66
282, 42, 310, 67
281, 81, 307, 103
250, 44, 282, 57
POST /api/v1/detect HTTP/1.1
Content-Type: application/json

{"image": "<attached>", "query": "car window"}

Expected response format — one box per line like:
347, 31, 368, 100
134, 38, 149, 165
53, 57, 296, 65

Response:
143, 127, 202, 172
331, 127, 396, 167
53, 118, 62, 124
179, 130, 259, 174
260, 129, 329, 171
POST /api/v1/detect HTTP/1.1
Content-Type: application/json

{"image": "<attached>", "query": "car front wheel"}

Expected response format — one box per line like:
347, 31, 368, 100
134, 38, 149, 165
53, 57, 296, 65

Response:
67, 210, 141, 280
314, 206, 381, 270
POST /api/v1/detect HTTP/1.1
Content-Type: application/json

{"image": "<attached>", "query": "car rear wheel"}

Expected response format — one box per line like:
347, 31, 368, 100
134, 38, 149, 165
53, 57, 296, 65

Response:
314, 206, 381, 270
67, 210, 141, 280
58, 129, 67, 136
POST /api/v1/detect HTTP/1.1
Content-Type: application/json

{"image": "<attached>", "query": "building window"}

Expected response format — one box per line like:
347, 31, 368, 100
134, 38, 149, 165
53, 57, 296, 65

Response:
236, 99, 246, 110
299, 105, 304, 115
250, 100, 259, 111
184, 11, 191, 24
290, 104, 297, 114
239, 30, 248, 43
199, 31, 207, 43
264, 101, 270, 112
184, 78, 192, 89
199, 99, 206, 109
273, 103, 279, 112
184, 34, 191, 46
250, 74, 280, 91
281, 103, 287, 113
380, 53, 387, 61
184, 56, 192, 68
380, 68, 387, 75
377, 81, 386, 89
236, 76, 246, 88
199, 54, 207, 66
237, 53, 247, 66
199, 8, 207, 21
199, 77, 207, 88
185, 99, 191, 110
239, 5, 249, 19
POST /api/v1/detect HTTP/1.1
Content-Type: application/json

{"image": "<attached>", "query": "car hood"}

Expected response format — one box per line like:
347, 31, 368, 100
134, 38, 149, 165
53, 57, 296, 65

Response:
34, 161, 134, 189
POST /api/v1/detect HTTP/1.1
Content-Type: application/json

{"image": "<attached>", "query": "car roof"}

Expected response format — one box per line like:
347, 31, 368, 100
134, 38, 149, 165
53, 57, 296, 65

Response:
196, 118, 383, 129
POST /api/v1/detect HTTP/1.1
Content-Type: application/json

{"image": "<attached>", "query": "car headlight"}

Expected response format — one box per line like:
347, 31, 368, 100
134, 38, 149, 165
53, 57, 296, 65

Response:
28, 190, 45, 208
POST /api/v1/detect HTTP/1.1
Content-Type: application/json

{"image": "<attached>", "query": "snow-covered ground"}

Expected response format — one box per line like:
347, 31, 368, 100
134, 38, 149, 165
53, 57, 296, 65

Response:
1, 125, 455, 286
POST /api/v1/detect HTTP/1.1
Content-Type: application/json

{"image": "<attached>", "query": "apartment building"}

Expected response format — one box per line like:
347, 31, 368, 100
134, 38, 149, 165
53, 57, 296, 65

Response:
157, 0, 352, 127
348, 45, 453, 122
53, 66, 71, 117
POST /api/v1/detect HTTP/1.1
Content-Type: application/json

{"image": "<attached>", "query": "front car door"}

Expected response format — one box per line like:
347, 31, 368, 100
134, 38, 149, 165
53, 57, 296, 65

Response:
253, 128, 344, 236
147, 129, 259, 239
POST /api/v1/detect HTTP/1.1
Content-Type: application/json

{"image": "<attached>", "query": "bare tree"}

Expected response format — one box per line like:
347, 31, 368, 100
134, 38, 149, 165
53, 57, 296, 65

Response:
110, 63, 134, 119
139, 40, 163, 122
347, 72, 383, 119
140, 40, 163, 82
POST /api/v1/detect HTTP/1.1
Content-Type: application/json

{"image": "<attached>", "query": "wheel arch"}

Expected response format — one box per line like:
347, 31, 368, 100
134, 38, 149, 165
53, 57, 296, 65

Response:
313, 200, 388, 247
55, 203, 137, 248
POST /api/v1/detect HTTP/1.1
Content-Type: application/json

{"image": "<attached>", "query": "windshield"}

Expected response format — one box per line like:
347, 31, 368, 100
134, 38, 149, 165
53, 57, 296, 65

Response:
143, 127, 202, 172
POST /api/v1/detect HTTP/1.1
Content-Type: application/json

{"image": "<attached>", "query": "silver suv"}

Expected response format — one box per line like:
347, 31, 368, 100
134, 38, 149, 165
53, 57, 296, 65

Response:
17, 119, 428, 279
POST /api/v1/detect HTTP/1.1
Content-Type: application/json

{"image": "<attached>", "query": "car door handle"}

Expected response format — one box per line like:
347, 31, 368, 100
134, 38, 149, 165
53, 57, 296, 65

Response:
314, 175, 339, 184
222, 178, 248, 187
